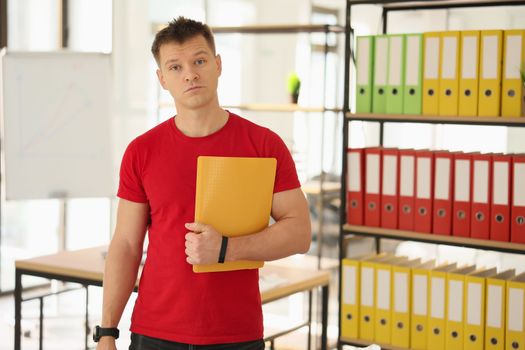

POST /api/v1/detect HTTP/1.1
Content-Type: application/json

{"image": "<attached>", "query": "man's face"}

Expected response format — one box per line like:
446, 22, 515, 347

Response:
156, 35, 221, 111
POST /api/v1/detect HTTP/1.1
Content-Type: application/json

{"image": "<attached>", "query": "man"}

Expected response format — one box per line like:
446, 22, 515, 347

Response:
95, 16, 311, 350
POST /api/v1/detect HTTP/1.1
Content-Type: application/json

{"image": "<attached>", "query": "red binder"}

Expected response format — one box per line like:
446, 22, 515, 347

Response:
347, 148, 365, 225
490, 154, 511, 242
471, 153, 492, 240
381, 148, 399, 229
414, 150, 434, 233
452, 152, 473, 237
398, 149, 416, 230
432, 151, 454, 235
511, 155, 525, 243
364, 147, 382, 227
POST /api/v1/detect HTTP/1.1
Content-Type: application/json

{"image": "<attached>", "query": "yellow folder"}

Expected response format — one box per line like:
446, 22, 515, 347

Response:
502, 30, 525, 117
428, 263, 458, 350
464, 268, 497, 350
193, 156, 276, 273
459, 31, 480, 116
423, 32, 441, 115
341, 257, 361, 339
391, 258, 421, 348
445, 265, 477, 350
411, 260, 436, 350
439, 31, 461, 116
506, 272, 525, 350
479, 30, 503, 117
486, 270, 516, 350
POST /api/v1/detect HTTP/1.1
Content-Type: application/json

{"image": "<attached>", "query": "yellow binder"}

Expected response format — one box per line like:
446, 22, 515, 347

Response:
502, 30, 525, 117
411, 260, 436, 350
459, 31, 480, 116
506, 272, 525, 350
479, 30, 503, 117
428, 263, 458, 350
391, 258, 421, 348
439, 31, 461, 116
445, 265, 477, 350
486, 270, 516, 350
423, 32, 441, 115
464, 268, 497, 350
341, 257, 361, 339
193, 156, 276, 273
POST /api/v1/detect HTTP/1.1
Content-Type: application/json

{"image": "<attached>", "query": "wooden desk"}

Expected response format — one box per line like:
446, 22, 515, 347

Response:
14, 246, 330, 350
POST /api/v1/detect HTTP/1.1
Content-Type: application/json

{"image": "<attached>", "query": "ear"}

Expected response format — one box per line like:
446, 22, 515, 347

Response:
215, 54, 222, 76
156, 68, 167, 90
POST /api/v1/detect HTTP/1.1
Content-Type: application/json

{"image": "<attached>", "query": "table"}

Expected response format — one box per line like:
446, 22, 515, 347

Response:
14, 246, 330, 350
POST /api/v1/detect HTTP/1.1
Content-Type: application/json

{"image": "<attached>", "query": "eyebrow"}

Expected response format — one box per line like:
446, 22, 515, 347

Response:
163, 50, 211, 68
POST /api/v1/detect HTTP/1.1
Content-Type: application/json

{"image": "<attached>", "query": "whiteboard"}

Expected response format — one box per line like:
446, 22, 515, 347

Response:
1, 50, 114, 200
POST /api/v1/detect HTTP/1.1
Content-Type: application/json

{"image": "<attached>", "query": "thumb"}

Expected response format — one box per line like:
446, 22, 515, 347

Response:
185, 222, 206, 233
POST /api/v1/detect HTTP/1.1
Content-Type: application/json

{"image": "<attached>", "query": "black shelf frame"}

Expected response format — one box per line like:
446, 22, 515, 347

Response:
338, 1, 525, 349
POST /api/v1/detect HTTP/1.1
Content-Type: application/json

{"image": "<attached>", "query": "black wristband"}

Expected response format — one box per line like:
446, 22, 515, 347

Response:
218, 236, 228, 263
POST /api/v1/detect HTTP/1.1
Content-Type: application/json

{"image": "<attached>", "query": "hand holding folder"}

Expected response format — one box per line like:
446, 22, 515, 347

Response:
192, 156, 276, 273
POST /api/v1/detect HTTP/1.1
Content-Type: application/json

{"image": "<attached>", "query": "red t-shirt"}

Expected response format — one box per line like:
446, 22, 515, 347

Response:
117, 112, 300, 344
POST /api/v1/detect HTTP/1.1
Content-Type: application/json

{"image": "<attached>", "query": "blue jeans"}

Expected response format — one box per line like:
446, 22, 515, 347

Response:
128, 333, 265, 350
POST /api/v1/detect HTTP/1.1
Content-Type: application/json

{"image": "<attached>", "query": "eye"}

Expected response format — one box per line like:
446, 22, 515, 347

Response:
169, 64, 181, 71
195, 59, 206, 65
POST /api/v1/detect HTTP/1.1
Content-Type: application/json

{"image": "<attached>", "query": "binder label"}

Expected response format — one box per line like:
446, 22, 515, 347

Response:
348, 152, 361, 192
462, 36, 478, 79
442, 37, 458, 79
383, 155, 398, 196
467, 282, 482, 325
424, 37, 439, 79
366, 154, 380, 194
448, 280, 463, 322
455, 160, 470, 201
487, 284, 503, 328
473, 160, 489, 203
505, 35, 522, 79
361, 267, 374, 307
375, 37, 388, 85
413, 275, 428, 315
508, 288, 524, 331
431, 277, 445, 318
493, 161, 509, 205
417, 158, 431, 199
482, 36, 498, 79
394, 272, 408, 312
357, 38, 371, 85
377, 269, 391, 310
435, 158, 451, 200
400, 155, 415, 196
514, 164, 525, 206
406, 36, 421, 85
343, 265, 357, 304
389, 36, 403, 85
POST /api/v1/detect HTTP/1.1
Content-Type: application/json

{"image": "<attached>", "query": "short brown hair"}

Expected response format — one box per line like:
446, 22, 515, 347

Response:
151, 16, 216, 66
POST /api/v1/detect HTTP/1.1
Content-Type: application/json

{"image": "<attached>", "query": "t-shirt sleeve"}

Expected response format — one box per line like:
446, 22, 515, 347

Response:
265, 130, 301, 193
117, 139, 149, 203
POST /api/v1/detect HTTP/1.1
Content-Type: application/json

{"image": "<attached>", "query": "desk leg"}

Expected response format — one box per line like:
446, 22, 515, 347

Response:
321, 285, 328, 350
14, 269, 22, 350
307, 290, 312, 350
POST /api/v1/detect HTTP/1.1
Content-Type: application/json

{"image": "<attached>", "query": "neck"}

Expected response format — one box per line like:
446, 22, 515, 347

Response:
174, 105, 228, 137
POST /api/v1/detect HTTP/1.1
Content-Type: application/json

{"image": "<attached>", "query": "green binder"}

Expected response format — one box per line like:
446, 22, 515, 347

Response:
372, 35, 389, 113
356, 36, 375, 113
386, 34, 406, 114
403, 34, 423, 114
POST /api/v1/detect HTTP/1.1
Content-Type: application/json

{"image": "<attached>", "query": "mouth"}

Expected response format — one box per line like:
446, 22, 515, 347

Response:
185, 85, 203, 93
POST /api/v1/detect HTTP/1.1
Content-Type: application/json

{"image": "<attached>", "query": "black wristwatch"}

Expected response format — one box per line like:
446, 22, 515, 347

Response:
93, 325, 119, 342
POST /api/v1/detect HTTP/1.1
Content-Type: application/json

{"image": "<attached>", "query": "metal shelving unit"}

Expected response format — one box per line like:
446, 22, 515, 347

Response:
338, 1, 525, 349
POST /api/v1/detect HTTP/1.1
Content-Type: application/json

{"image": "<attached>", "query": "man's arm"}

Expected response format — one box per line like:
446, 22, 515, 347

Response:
96, 199, 149, 349
185, 187, 311, 264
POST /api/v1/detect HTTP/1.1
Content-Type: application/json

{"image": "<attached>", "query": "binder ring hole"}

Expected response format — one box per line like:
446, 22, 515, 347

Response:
350, 200, 358, 208
418, 207, 427, 216
491, 338, 498, 345
445, 89, 452, 96
409, 88, 415, 95
512, 341, 519, 349
428, 89, 434, 96
452, 331, 458, 338
457, 210, 466, 219
433, 328, 440, 335
378, 88, 384, 95
392, 88, 398, 95
470, 335, 477, 342
465, 89, 471, 96
368, 202, 376, 210
495, 214, 504, 223
346, 313, 352, 320
517, 216, 525, 225
359, 88, 366, 95
416, 324, 423, 332
397, 322, 404, 329
508, 89, 516, 97
380, 318, 387, 325
403, 205, 411, 214
364, 315, 370, 322
475, 211, 485, 222
438, 209, 446, 217
385, 203, 393, 212
485, 89, 492, 97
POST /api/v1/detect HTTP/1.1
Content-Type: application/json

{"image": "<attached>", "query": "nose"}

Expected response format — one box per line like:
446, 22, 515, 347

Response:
185, 71, 199, 82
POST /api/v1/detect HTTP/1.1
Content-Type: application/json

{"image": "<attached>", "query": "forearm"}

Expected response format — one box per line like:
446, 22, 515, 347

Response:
227, 215, 311, 262
100, 239, 142, 327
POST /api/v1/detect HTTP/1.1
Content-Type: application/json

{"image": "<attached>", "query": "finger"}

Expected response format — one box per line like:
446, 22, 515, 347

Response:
185, 232, 197, 242
185, 222, 207, 233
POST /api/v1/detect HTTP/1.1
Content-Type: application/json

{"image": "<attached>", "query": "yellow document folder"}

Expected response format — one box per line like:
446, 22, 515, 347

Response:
193, 156, 277, 273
